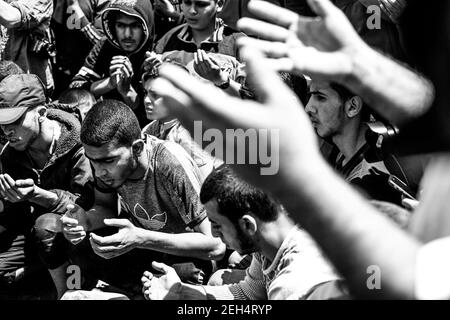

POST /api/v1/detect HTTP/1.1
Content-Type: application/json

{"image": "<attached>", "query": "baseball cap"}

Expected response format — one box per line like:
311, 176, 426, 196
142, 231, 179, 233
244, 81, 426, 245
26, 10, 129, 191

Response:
0, 74, 47, 125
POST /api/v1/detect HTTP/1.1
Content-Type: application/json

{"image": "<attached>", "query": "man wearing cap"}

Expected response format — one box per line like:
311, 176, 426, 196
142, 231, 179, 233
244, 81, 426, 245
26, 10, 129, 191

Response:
0, 74, 94, 299
70, 0, 155, 127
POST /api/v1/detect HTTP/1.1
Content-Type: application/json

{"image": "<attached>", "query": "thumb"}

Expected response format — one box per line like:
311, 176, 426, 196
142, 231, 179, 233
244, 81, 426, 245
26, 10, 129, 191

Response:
306, 0, 337, 18
103, 218, 131, 228
152, 261, 172, 275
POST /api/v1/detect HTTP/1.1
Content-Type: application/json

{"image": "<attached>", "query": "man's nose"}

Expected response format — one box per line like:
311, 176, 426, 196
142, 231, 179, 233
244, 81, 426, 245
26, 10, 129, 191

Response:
189, 5, 197, 14
124, 26, 132, 37
305, 99, 315, 114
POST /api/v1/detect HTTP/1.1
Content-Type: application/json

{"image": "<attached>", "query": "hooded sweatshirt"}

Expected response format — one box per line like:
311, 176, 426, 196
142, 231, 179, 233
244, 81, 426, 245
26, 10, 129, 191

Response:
71, 0, 154, 127
0, 109, 94, 234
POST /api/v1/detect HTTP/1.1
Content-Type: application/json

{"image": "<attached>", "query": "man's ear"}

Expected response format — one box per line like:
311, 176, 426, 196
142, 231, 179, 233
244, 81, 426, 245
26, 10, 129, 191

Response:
36, 106, 47, 122
345, 96, 363, 119
238, 214, 257, 236
216, 0, 225, 14
131, 139, 145, 157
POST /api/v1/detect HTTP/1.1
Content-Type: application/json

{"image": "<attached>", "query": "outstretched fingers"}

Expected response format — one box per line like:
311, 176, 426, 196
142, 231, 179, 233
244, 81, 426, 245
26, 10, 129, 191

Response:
237, 18, 291, 42
246, 0, 299, 28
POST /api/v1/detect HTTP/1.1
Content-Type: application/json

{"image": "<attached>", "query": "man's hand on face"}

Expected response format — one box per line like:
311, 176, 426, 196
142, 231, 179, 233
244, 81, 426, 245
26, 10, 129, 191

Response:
193, 49, 229, 85
141, 262, 183, 300
143, 51, 163, 74
0, 174, 36, 203
89, 218, 140, 259
61, 204, 88, 245
109, 56, 134, 94
236, 0, 367, 83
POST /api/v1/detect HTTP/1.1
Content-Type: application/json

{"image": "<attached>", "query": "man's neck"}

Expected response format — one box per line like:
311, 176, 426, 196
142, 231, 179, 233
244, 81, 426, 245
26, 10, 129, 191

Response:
127, 144, 150, 180
332, 122, 367, 165
258, 214, 296, 262
28, 120, 60, 161
191, 21, 216, 46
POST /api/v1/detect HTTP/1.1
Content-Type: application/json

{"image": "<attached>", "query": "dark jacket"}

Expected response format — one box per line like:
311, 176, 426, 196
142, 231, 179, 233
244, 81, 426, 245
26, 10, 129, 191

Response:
0, 109, 94, 233
70, 0, 155, 127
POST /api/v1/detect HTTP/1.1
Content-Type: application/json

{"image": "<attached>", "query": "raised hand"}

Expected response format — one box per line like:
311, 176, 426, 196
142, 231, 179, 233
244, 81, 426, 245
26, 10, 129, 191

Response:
109, 55, 134, 94
142, 51, 163, 74
236, 0, 367, 82
193, 49, 229, 85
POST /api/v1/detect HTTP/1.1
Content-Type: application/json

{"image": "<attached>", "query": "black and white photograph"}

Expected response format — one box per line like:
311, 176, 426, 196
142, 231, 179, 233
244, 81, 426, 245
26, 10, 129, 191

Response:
0, 0, 447, 308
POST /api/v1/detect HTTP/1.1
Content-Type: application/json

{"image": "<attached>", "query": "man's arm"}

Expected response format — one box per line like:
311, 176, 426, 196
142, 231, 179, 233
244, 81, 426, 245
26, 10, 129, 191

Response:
67, 0, 103, 44
135, 218, 225, 260
142, 256, 267, 300
0, 1, 21, 28
1, 0, 53, 30
148, 43, 421, 298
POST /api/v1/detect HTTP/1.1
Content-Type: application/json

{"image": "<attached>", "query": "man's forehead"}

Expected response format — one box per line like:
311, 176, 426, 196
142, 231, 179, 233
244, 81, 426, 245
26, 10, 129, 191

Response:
115, 13, 141, 24
84, 141, 126, 159
309, 81, 333, 94
183, 0, 216, 4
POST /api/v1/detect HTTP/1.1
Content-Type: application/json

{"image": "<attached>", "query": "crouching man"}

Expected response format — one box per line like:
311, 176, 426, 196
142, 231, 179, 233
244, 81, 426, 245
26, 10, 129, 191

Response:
142, 166, 346, 300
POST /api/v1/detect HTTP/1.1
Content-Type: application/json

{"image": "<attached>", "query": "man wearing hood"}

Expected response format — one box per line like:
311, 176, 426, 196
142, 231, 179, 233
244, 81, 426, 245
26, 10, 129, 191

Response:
70, 0, 155, 127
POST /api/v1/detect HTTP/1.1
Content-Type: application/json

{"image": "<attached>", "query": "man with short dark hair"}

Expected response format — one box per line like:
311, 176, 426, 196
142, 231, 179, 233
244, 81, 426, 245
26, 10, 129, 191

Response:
54, 99, 224, 298
305, 80, 411, 204
71, 0, 155, 127
142, 165, 342, 300
0, 74, 93, 299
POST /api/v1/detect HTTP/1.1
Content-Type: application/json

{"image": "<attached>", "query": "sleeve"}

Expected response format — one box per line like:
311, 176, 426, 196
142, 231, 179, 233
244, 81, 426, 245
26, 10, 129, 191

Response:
203, 253, 268, 300
48, 146, 95, 212
70, 37, 106, 89
153, 25, 182, 53
79, 0, 110, 44
415, 237, 450, 300
10, 0, 53, 30
155, 142, 207, 229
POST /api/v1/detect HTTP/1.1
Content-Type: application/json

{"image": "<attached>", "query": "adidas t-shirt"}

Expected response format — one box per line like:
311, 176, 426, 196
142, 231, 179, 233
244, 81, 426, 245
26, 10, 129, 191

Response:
116, 135, 207, 234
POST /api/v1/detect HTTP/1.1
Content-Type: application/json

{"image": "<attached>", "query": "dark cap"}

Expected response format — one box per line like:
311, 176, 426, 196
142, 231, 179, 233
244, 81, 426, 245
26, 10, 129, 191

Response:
0, 74, 46, 125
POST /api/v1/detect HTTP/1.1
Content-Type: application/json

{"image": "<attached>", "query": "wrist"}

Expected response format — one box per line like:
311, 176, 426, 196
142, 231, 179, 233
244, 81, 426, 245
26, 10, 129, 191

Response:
343, 41, 374, 86
214, 74, 230, 89
134, 227, 147, 249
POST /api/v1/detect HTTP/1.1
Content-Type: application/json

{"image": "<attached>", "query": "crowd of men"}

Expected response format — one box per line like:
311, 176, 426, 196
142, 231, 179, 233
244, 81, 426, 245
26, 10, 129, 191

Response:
0, 0, 448, 300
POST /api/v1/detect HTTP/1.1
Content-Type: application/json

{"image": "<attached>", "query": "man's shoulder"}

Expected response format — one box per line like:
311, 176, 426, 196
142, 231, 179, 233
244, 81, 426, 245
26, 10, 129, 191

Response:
222, 24, 246, 39
149, 135, 194, 168
155, 24, 188, 52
